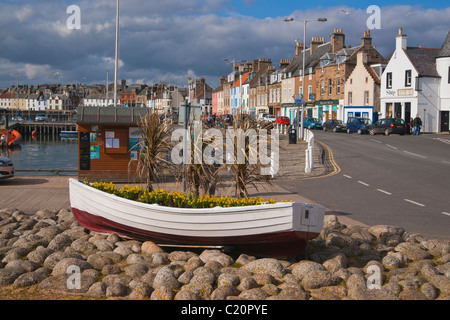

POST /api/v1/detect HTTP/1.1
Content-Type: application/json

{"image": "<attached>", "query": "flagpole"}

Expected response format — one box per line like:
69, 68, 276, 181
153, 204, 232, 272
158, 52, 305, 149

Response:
113, 0, 119, 108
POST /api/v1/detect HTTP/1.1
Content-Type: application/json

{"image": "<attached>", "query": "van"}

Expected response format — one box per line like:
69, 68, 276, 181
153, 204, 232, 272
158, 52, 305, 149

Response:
346, 117, 372, 134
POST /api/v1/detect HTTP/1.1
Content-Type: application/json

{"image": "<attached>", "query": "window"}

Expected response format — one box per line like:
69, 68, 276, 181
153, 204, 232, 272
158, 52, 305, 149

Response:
308, 86, 312, 101
269, 89, 273, 103
348, 92, 353, 106
321, 80, 324, 95
337, 78, 341, 95
328, 79, 332, 95
364, 91, 369, 105
405, 70, 412, 87
386, 72, 393, 89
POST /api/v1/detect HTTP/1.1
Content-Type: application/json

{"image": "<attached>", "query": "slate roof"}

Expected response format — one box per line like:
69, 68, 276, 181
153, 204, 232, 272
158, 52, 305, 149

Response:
437, 31, 450, 58
405, 47, 440, 77
286, 42, 333, 77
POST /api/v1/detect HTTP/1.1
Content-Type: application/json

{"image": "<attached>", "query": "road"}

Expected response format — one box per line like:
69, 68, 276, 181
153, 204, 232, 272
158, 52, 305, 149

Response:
277, 130, 450, 240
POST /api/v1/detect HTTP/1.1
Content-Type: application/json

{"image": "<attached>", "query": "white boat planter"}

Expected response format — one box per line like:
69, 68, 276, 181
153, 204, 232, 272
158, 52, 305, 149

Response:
69, 178, 326, 258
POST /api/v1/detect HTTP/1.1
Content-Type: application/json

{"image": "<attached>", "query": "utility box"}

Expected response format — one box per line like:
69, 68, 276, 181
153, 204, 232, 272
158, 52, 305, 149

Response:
289, 126, 297, 144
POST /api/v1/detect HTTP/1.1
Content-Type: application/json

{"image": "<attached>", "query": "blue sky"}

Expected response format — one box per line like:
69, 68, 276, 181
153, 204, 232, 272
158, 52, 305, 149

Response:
0, 0, 449, 89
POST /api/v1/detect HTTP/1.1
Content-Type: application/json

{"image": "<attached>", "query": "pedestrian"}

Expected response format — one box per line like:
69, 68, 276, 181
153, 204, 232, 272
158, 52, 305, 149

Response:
413, 114, 422, 135
409, 117, 414, 134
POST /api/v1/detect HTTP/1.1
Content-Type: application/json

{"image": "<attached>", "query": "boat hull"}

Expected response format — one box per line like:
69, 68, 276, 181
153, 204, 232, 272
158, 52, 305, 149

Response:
69, 178, 325, 258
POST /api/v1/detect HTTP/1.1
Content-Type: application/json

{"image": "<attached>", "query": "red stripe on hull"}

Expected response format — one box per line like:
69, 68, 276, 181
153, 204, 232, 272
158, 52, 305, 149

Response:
71, 208, 318, 258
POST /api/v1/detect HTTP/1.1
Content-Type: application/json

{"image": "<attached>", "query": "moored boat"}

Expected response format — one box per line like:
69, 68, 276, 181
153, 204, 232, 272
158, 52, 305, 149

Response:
69, 178, 326, 258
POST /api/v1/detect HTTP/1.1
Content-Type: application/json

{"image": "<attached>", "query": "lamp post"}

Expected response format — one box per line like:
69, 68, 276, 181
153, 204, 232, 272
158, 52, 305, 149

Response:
284, 17, 327, 140
113, 0, 120, 108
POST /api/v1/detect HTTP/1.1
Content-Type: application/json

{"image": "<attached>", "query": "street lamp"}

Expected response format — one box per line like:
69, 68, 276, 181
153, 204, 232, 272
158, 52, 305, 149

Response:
284, 17, 327, 140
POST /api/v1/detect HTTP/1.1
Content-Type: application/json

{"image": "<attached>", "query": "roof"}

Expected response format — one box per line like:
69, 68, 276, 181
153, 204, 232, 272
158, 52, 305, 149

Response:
437, 31, 450, 58
232, 73, 249, 88
77, 106, 150, 125
406, 47, 440, 77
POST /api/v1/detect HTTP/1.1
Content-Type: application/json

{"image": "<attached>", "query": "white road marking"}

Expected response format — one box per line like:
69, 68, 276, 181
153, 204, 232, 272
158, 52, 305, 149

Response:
343, 175, 352, 179
403, 151, 427, 159
442, 212, 450, 217
442, 161, 450, 165
358, 181, 370, 187
377, 189, 392, 195
370, 139, 382, 144
404, 199, 426, 207
386, 144, 398, 150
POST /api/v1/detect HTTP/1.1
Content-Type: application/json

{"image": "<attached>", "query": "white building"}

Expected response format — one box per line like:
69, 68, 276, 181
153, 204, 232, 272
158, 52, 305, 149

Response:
380, 28, 445, 133
436, 31, 450, 132
83, 94, 114, 107
26, 93, 40, 111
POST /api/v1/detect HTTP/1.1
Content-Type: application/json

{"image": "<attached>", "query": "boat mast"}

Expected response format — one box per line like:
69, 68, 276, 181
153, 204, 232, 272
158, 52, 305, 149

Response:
113, 0, 119, 108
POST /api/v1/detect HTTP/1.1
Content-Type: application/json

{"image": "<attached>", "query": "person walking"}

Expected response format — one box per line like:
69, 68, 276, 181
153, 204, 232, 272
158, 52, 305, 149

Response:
413, 114, 422, 135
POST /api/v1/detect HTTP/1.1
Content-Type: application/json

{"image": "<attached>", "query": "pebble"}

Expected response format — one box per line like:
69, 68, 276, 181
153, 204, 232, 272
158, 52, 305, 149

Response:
0, 208, 449, 300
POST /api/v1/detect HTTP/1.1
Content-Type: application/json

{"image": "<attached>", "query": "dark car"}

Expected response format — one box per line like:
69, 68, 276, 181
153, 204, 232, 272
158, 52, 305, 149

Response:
346, 117, 372, 134
322, 119, 348, 132
368, 118, 406, 136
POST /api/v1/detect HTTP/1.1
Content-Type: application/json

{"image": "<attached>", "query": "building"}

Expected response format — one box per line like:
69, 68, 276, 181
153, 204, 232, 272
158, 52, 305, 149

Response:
230, 72, 249, 114
344, 50, 386, 122
316, 29, 387, 122
380, 28, 442, 133
0, 92, 16, 109
436, 31, 450, 132
188, 78, 213, 114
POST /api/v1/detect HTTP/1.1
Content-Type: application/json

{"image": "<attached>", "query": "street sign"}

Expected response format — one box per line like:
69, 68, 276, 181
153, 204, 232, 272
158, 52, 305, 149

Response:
295, 99, 303, 104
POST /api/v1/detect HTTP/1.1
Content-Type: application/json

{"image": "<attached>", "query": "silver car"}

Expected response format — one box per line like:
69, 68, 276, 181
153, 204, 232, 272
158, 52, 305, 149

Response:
0, 156, 14, 179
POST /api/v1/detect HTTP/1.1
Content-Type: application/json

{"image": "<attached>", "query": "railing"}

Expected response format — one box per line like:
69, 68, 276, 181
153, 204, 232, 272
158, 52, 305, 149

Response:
304, 129, 315, 173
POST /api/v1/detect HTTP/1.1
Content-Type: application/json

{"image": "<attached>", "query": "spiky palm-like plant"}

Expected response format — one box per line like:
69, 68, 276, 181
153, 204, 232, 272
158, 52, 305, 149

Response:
133, 111, 173, 192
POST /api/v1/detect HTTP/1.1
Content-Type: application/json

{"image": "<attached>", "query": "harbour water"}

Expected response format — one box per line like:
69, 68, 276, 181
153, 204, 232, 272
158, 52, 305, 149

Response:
2, 135, 78, 176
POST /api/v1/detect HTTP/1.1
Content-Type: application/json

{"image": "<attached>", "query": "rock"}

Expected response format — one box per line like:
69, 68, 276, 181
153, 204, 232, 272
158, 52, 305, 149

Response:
395, 242, 432, 261
87, 282, 107, 297
87, 253, 113, 270
106, 283, 129, 297
27, 247, 54, 265
211, 285, 241, 300
199, 250, 233, 267
239, 288, 268, 300
102, 274, 132, 287
151, 286, 175, 300
152, 252, 169, 265
124, 263, 151, 278
129, 282, 153, 300
51, 258, 93, 276
243, 258, 286, 278
310, 286, 348, 300
301, 270, 342, 290
141, 241, 164, 255
399, 290, 429, 300
175, 290, 201, 300
35, 209, 57, 220
169, 251, 196, 262
48, 234, 72, 251
0, 268, 28, 286
71, 238, 96, 253
5, 260, 40, 273
93, 239, 115, 252
184, 256, 204, 271
277, 284, 309, 300
368, 225, 405, 241
237, 277, 258, 291
235, 254, 256, 266
153, 267, 181, 289
218, 273, 240, 287
126, 253, 148, 265
420, 282, 438, 300
13, 270, 48, 288
323, 254, 348, 273
291, 261, 326, 280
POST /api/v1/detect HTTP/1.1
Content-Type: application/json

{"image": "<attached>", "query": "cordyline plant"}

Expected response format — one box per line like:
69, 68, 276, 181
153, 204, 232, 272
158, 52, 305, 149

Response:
132, 111, 173, 192
228, 111, 274, 198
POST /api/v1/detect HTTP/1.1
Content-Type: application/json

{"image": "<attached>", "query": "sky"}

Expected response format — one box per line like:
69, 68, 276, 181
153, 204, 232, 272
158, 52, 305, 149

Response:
0, 0, 449, 90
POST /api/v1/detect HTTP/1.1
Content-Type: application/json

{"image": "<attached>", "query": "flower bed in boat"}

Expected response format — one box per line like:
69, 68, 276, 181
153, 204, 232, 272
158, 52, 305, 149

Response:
85, 181, 282, 209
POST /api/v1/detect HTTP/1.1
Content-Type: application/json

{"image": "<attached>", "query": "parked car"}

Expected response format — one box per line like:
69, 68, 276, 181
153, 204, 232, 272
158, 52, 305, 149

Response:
35, 114, 48, 122
302, 117, 323, 129
275, 116, 290, 125
0, 156, 14, 179
322, 119, 348, 132
346, 117, 372, 134
263, 114, 276, 123
368, 118, 406, 136
11, 116, 24, 122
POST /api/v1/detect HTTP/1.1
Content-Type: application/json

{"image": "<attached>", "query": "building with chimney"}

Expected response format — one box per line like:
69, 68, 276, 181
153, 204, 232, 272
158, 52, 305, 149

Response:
436, 31, 450, 132
380, 28, 444, 133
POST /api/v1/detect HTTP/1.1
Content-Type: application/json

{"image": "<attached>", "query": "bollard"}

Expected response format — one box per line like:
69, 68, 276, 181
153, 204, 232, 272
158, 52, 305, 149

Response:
305, 149, 311, 173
